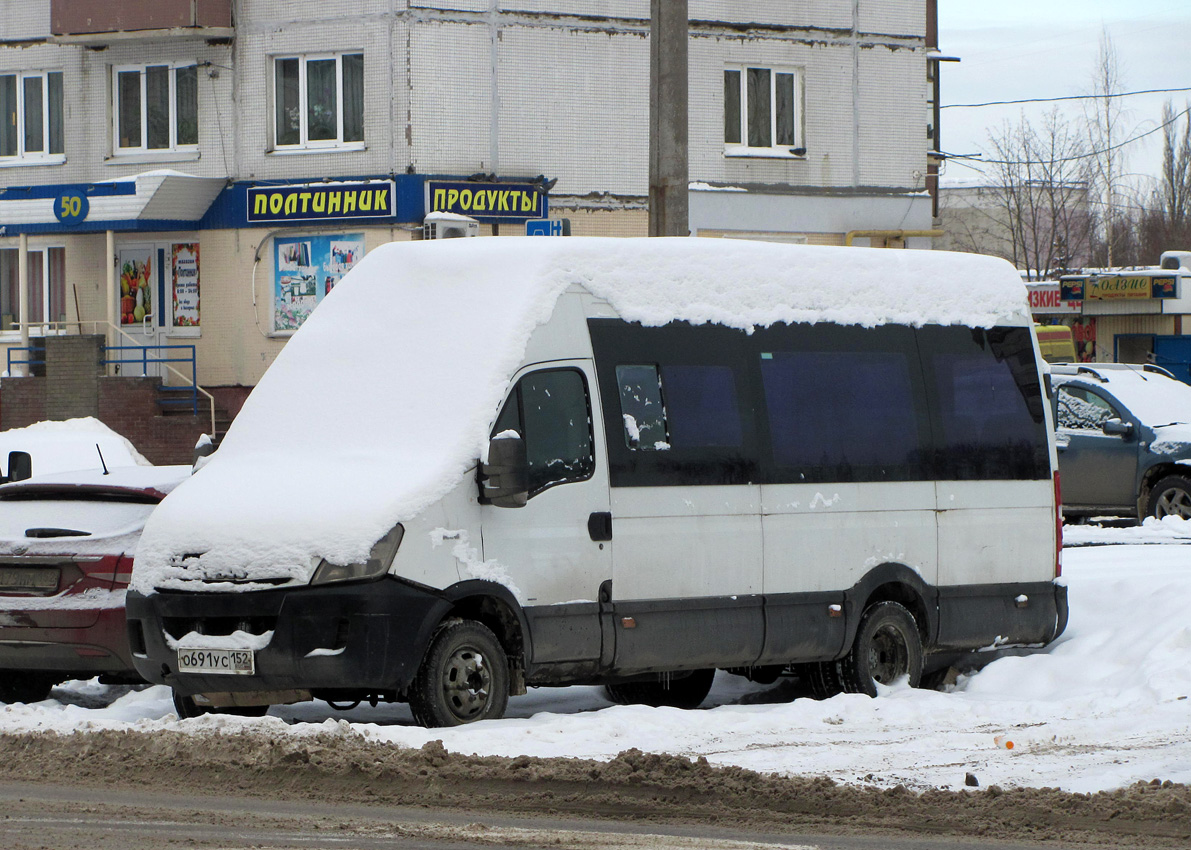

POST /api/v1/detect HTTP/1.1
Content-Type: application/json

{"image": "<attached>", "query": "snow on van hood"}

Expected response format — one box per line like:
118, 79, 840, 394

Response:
132, 238, 1031, 592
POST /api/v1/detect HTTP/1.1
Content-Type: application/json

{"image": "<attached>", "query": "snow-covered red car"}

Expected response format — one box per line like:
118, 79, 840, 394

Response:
0, 465, 189, 704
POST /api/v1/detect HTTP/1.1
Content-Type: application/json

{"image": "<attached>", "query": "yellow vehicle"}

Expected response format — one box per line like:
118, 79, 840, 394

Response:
1035, 324, 1076, 363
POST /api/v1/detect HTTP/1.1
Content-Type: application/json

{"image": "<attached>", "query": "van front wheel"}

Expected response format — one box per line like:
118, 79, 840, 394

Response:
409, 620, 510, 727
838, 601, 923, 697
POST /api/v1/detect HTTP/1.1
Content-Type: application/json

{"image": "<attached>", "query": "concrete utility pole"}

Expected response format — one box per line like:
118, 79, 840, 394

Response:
648, 0, 688, 237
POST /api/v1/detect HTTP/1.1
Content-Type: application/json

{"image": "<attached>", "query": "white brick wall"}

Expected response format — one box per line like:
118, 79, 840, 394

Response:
0, 0, 50, 41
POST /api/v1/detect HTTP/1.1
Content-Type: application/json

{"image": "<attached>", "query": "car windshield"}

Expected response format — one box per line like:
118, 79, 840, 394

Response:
1096, 371, 1191, 426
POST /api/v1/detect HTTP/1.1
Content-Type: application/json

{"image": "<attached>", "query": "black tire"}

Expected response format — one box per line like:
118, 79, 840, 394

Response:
172, 690, 269, 718
603, 668, 715, 710
838, 601, 923, 697
797, 661, 843, 700
1147, 475, 1191, 519
408, 620, 510, 727
0, 673, 56, 704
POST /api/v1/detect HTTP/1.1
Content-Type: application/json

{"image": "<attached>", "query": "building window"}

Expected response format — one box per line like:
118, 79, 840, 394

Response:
273, 53, 364, 150
112, 63, 198, 153
723, 66, 803, 156
0, 247, 67, 331
0, 71, 64, 163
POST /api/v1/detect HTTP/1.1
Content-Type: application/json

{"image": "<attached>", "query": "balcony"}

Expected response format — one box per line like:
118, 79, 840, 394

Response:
49, 0, 233, 45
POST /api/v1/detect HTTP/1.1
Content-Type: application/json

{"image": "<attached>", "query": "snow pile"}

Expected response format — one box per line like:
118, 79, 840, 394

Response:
1064, 515, 1191, 546
3, 538, 1189, 793
0, 418, 149, 478
134, 238, 1031, 590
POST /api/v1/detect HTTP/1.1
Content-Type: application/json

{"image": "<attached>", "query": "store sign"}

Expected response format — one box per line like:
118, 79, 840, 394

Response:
247, 182, 394, 224
426, 181, 546, 220
171, 244, 200, 328
1026, 283, 1080, 315
1078, 275, 1180, 300
54, 191, 89, 225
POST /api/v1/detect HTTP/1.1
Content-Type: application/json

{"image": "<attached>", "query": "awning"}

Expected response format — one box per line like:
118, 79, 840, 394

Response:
0, 170, 227, 235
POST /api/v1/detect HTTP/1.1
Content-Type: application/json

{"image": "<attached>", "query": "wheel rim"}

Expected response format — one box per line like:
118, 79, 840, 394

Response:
441, 644, 492, 721
867, 624, 909, 685
1155, 486, 1191, 519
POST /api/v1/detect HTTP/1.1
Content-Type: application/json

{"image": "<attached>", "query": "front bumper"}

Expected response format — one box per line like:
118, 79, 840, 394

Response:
125, 577, 451, 699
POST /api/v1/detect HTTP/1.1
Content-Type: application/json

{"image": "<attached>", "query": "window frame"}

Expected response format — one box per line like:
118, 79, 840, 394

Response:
271, 52, 365, 152
0, 70, 64, 166
110, 61, 199, 155
722, 64, 805, 158
0, 244, 67, 337
491, 367, 597, 499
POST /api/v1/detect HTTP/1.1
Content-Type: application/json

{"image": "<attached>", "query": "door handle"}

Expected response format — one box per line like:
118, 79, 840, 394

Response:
588, 511, 612, 542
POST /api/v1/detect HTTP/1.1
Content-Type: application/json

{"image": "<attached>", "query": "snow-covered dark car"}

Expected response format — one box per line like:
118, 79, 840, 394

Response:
1053, 363, 1191, 521
0, 465, 189, 704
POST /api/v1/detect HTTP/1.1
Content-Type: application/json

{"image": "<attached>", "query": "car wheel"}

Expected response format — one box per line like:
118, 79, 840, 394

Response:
838, 601, 923, 697
0, 673, 56, 704
1147, 475, 1191, 519
604, 668, 715, 709
408, 620, 510, 727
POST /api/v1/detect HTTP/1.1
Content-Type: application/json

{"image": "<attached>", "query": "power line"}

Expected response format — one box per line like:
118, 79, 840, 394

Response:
943, 86, 1191, 109
943, 106, 1191, 166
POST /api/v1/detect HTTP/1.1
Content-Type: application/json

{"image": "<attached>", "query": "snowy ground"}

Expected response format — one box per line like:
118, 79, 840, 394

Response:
2, 522, 1188, 796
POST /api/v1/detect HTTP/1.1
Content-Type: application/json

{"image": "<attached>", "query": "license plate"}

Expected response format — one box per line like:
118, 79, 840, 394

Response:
176, 647, 255, 675
0, 566, 59, 594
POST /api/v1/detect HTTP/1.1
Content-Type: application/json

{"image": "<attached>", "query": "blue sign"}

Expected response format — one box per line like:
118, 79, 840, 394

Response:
426, 181, 547, 221
53, 192, 89, 225
526, 218, 571, 236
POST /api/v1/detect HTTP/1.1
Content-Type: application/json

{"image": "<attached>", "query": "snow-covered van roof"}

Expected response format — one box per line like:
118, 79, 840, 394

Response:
132, 237, 1032, 591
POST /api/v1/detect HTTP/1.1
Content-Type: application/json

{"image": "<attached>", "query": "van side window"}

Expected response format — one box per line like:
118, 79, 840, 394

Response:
759, 349, 922, 481
1056, 386, 1120, 431
493, 369, 595, 496
660, 365, 743, 448
922, 327, 1049, 480
616, 365, 668, 449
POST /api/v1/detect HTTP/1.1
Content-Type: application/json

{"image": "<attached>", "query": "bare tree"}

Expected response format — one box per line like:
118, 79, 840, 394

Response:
1084, 31, 1130, 266
976, 109, 1094, 279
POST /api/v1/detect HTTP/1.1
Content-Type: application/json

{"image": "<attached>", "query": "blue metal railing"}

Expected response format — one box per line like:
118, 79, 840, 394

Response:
6, 343, 200, 416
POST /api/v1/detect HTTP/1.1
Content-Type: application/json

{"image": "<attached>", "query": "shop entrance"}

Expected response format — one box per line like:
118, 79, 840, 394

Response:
114, 241, 199, 380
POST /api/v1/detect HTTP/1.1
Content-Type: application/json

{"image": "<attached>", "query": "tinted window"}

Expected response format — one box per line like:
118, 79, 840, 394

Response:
922, 326, 1049, 480
589, 320, 758, 487
760, 349, 922, 481
493, 369, 594, 496
660, 364, 742, 448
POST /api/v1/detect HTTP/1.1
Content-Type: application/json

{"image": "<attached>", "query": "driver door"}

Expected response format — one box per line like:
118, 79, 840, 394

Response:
1056, 385, 1139, 509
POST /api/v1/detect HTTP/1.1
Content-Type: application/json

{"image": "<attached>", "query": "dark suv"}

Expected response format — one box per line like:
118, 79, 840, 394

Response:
1053, 363, 1191, 521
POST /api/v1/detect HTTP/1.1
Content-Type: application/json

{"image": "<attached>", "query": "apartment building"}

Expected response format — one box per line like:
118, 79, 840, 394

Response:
0, 0, 942, 423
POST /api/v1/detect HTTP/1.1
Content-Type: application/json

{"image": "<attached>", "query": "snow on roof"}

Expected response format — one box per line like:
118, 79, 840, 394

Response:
132, 238, 1032, 590
0, 417, 149, 478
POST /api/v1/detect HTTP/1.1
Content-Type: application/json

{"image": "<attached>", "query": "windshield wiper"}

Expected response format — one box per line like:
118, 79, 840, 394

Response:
24, 527, 92, 538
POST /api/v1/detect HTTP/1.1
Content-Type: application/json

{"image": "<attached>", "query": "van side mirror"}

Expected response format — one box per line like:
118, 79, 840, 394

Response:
1102, 418, 1133, 439
6, 451, 31, 483
481, 434, 528, 508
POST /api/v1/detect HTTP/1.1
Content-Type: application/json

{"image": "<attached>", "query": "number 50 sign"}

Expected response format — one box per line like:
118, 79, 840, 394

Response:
54, 192, 89, 225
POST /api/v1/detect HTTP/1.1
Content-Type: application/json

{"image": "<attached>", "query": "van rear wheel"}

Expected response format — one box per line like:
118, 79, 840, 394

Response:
604, 668, 714, 710
409, 620, 510, 727
838, 601, 923, 697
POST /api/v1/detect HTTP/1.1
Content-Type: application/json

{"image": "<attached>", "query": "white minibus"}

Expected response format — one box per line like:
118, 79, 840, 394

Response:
126, 237, 1067, 725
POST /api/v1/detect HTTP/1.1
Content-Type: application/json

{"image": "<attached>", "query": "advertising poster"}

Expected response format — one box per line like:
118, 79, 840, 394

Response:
118, 248, 153, 326
273, 233, 364, 331
171, 243, 200, 328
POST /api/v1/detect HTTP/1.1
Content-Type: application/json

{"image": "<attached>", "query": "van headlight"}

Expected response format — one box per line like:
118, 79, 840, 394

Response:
310, 525, 404, 586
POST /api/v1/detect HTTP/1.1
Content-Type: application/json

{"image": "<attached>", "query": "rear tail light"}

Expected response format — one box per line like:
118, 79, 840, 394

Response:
1053, 472, 1063, 578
